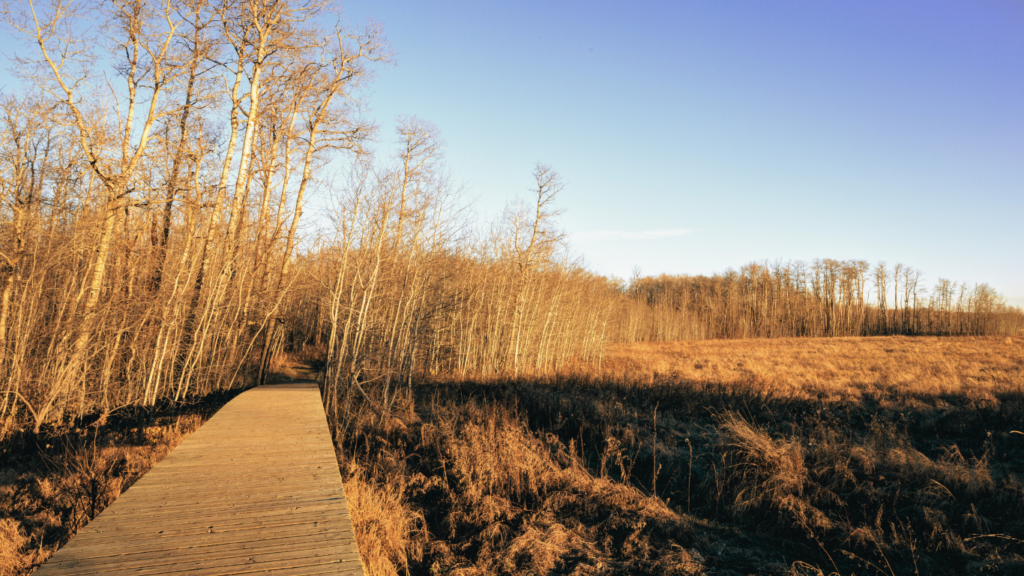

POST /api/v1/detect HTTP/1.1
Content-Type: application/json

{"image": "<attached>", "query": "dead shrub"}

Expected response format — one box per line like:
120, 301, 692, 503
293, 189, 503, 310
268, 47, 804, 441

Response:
45, 435, 128, 534
345, 464, 425, 576
935, 445, 993, 497
717, 413, 829, 533
0, 518, 29, 576
500, 520, 592, 575
427, 403, 563, 507
920, 507, 967, 553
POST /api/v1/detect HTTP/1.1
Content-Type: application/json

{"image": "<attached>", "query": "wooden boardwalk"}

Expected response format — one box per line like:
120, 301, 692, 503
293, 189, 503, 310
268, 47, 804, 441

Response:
35, 382, 363, 576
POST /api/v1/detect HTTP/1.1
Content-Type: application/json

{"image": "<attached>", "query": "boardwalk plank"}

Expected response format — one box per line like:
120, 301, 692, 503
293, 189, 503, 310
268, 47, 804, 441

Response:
65, 521, 354, 552
47, 527, 354, 559
69, 522, 353, 548
74, 505, 352, 531
34, 382, 364, 576
47, 541, 360, 575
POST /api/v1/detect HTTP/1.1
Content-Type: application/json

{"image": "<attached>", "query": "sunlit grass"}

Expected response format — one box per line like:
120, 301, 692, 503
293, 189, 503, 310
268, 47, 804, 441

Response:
343, 335, 1024, 575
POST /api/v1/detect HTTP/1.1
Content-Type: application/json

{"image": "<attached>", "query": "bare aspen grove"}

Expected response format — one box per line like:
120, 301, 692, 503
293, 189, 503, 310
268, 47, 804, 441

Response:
0, 0, 389, 434
2, 1, 1024, 575
0, 0, 1021, 440
617, 261, 1024, 342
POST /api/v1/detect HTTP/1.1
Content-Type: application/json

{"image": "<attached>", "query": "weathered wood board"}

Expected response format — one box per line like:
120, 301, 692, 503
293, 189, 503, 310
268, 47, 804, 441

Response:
35, 382, 363, 575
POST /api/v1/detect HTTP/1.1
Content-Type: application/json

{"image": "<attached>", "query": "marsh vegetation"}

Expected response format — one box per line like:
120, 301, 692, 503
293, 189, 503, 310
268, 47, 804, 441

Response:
337, 336, 1024, 575
1, 1, 1023, 574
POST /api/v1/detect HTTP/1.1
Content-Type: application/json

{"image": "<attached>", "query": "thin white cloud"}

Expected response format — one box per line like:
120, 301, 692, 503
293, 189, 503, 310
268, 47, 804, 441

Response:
575, 228, 695, 240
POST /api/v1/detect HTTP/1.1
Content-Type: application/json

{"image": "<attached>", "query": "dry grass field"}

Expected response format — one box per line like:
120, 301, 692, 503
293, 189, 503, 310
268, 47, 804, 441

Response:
341, 336, 1024, 575
600, 336, 1024, 405
3, 337, 1020, 575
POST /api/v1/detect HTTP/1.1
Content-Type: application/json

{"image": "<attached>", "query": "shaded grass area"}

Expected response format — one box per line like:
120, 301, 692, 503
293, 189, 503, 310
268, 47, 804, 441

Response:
0, 388, 246, 575
339, 336, 1024, 575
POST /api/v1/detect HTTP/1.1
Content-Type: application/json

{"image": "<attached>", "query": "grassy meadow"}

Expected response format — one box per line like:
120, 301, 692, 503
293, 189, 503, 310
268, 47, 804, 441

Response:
339, 335, 1024, 575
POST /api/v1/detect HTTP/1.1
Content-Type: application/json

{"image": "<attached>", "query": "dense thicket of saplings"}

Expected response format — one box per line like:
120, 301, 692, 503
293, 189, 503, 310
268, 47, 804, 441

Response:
1, 0, 1021, 440
0, 0, 391, 435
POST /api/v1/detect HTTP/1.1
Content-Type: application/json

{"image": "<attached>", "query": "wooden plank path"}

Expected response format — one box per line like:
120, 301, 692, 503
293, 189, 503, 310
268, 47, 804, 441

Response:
35, 382, 363, 576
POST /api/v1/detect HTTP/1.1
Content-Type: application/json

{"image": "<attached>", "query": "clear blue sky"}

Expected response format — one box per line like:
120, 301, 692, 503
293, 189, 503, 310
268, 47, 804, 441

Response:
2, 1, 1021, 305
337, 0, 1024, 305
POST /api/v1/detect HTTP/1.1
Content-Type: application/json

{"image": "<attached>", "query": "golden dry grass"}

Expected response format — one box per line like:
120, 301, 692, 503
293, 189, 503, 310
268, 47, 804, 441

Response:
344, 464, 426, 576
339, 396, 705, 575
340, 335, 1024, 575
599, 335, 1023, 402
0, 518, 28, 576
5, 337, 1019, 575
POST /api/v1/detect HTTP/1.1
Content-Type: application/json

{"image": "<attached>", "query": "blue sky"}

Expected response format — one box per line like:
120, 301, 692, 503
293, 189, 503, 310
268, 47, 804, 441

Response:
333, 0, 1023, 305
2, 1, 1022, 305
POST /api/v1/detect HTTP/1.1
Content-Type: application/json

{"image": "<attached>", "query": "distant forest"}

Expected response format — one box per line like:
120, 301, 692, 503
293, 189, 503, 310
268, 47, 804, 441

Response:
0, 0, 1020, 432
616, 260, 1024, 342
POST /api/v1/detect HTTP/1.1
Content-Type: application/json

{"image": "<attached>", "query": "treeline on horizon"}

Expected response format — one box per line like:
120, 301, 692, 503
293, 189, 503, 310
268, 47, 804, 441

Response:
0, 0, 1021, 436
615, 260, 1024, 342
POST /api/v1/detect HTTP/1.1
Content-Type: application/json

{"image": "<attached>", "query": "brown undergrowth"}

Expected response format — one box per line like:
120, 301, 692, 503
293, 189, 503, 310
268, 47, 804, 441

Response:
0, 388, 246, 575
337, 336, 1024, 575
